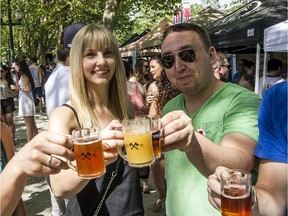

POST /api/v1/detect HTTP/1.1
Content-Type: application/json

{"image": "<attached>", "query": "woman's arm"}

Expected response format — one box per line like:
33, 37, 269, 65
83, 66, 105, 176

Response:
19, 75, 32, 92
48, 106, 90, 199
48, 105, 125, 199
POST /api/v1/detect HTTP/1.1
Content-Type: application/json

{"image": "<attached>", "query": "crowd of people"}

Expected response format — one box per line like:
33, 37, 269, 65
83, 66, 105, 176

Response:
1, 21, 287, 216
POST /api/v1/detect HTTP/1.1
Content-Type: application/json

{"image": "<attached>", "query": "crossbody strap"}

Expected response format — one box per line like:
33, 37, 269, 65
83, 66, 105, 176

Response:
62, 104, 81, 127
93, 157, 122, 216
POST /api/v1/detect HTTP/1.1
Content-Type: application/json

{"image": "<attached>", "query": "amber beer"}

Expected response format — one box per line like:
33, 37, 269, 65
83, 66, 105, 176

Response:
221, 186, 252, 216
152, 130, 161, 159
68, 128, 105, 179
73, 139, 105, 178
220, 169, 252, 216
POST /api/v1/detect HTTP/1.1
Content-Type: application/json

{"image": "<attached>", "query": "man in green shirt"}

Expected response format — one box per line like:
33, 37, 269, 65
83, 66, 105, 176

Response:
160, 23, 261, 215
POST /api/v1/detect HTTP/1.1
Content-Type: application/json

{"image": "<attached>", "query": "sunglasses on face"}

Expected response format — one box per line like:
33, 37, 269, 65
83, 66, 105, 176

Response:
0, 70, 4, 73
161, 45, 208, 70
161, 48, 197, 69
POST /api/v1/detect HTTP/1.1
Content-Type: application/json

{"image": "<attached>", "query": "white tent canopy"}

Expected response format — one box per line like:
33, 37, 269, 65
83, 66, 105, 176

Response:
264, 20, 288, 52
260, 20, 288, 96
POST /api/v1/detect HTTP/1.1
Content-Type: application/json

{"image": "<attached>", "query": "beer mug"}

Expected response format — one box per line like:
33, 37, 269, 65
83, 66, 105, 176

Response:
220, 169, 252, 216
137, 115, 162, 159
118, 117, 155, 167
68, 128, 106, 179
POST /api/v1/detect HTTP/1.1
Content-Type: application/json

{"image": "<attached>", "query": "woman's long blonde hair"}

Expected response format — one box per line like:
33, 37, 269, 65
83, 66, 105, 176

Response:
69, 23, 129, 128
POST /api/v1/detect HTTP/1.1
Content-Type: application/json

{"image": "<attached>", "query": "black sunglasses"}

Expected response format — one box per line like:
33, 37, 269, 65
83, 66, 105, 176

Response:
161, 48, 197, 69
0, 70, 4, 73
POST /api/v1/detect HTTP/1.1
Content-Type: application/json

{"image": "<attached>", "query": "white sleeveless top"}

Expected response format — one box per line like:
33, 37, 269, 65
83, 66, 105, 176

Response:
18, 77, 36, 116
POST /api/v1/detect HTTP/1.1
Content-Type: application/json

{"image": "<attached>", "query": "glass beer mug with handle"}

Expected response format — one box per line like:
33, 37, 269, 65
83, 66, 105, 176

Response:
67, 127, 106, 179
220, 169, 252, 216
118, 117, 155, 167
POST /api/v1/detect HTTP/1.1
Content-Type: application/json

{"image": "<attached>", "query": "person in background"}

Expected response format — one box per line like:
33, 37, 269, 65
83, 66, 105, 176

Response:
208, 81, 287, 216
236, 60, 255, 91
149, 71, 180, 212
258, 58, 283, 98
159, 23, 260, 215
48, 23, 144, 215
45, 62, 55, 81
14, 57, 38, 142
232, 58, 248, 83
129, 59, 151, 87
123, 61, 147, 116
146, 55, 163, 108
0, 121, 75, 216
53, 49, 69, 72
212, 51, 230, 82
0, 65, 17, 140
37, 64, 47, 112
44, 47, 71, 118
29, 57, 43, 109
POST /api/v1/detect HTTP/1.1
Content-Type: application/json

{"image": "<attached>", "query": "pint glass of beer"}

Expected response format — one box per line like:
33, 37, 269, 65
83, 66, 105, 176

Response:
220, 169, 252, 216
119, 117, 155, 167
68, 128, 106, 178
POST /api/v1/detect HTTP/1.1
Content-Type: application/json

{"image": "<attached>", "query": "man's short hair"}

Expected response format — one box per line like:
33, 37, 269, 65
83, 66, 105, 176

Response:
57, 49, 69, 62
213, 51, 227, 68
268, 59, 282, 71
162, 23, 212, 48
31, 56, 37, 64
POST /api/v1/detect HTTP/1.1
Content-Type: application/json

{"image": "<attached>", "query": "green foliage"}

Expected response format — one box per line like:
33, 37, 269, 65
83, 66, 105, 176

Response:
0, 0, 244, 64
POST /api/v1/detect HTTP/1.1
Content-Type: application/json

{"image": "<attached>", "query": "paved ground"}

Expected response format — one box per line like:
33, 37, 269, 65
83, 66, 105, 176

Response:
14, 103, 166, 216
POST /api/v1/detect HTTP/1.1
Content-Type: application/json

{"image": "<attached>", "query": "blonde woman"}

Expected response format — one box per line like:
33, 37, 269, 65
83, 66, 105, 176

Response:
48, 24, 144, 216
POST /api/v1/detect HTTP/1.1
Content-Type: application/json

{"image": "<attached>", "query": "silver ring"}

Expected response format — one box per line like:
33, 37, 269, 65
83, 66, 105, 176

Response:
46, 155, 53, 167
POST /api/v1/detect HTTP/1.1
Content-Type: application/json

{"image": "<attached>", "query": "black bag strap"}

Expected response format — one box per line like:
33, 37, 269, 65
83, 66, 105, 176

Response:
62, 104, 81, 127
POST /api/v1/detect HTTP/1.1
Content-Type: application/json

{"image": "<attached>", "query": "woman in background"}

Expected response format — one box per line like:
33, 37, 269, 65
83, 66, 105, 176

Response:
236, 60, 255, 91
14, 57, 38, 142
0, 65, 17, 140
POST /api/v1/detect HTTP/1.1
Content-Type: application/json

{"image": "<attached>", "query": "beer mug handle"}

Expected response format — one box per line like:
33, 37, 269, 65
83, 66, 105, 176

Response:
117, 147, 129, 162
65, 134, 77, 171
67, 159, 77, 171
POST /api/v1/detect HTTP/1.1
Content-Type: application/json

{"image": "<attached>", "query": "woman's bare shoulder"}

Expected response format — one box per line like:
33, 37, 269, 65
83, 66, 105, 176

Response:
48, 102, 79, 134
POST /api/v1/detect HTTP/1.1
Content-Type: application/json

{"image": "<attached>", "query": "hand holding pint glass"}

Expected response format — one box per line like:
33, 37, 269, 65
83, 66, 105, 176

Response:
67, 128, 106, 179
118, 117, 155, 167
220, 169, 252, 216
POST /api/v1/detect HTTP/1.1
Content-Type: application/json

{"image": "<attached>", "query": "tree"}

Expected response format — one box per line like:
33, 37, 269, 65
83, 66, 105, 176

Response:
0, 0, 242, 64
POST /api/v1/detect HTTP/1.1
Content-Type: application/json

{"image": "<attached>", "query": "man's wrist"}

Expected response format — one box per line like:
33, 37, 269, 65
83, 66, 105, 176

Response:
179, 130, 195, 152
